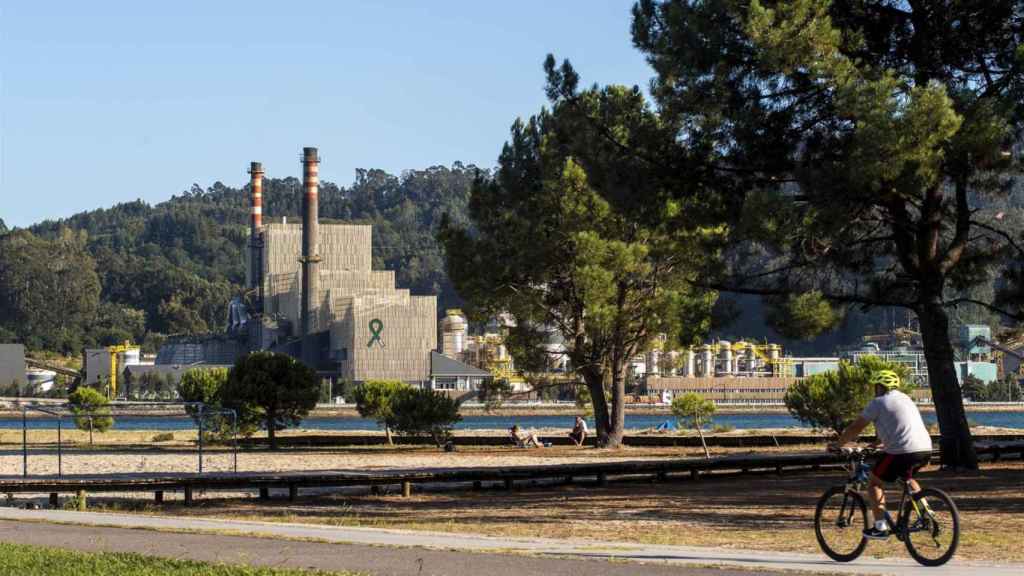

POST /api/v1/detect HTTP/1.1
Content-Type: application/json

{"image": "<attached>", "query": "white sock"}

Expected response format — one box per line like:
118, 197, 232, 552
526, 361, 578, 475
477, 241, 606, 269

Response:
874, 519, 888, 531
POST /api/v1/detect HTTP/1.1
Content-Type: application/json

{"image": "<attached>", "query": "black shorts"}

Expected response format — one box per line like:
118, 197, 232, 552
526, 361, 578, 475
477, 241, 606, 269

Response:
872, 451, 931, 482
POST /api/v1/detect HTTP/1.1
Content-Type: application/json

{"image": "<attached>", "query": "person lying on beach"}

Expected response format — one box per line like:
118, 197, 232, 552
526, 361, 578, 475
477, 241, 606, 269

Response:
509, 425, 544, 448
568, 416, 588, 447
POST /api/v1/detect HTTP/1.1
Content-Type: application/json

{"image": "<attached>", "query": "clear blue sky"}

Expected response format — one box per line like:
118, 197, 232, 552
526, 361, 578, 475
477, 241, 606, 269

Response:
1, 1, 653, 227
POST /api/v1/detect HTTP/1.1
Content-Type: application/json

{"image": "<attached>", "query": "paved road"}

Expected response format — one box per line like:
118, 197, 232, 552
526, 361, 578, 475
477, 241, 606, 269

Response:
1, 507, 1021, 576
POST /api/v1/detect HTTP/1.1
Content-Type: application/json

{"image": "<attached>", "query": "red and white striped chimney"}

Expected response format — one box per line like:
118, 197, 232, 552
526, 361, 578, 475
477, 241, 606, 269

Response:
248, 161, 264, 294
301, 147, 321, 336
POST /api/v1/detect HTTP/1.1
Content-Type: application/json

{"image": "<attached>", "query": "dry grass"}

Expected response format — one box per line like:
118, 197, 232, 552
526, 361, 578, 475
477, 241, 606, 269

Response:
87, 455, 1024, 563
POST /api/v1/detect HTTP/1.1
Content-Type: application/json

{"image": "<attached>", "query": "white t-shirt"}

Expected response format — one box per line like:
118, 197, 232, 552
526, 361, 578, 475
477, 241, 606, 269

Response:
861, 390, 933, 454
575, 419, 588, 433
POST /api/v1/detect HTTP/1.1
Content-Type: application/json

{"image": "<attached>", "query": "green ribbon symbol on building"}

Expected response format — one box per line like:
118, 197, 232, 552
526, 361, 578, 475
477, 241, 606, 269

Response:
367, 318, 385, 348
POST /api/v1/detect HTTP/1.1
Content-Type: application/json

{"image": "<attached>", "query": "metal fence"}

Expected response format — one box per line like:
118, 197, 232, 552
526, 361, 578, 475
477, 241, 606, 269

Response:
18, 402, 238, 478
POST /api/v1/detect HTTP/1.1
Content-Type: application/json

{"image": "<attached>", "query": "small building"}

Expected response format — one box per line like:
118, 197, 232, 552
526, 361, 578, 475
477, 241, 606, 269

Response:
429, 351, 492, 395
955, 361, 998, 385
0, 344, 26, 392
792, 358, 840, 378
82, 348, 112, 386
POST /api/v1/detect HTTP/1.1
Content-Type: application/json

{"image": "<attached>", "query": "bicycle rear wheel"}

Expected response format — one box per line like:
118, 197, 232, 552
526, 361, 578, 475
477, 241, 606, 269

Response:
815, 486, 868, 562
902, 487, 959, 566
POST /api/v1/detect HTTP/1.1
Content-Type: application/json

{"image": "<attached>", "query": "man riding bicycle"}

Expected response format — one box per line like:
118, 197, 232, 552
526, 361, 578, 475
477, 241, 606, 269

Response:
831, 370, 933, 540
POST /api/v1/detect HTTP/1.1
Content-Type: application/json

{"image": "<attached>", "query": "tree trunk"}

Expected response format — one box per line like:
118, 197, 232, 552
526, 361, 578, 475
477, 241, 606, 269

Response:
695, 419, 710, 459
267, 410, 277, 450
917, 301, 978, 469
385, 425, 393, 445
581, 367, 612, 446
604, 360, 627, 449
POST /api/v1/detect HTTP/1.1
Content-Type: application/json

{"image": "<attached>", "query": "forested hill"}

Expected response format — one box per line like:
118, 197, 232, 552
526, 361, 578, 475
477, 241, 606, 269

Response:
0, 163, 481, 354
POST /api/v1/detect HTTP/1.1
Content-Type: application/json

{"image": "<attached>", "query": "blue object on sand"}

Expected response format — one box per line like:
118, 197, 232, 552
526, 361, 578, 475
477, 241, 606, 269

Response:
655, 420, 671, 431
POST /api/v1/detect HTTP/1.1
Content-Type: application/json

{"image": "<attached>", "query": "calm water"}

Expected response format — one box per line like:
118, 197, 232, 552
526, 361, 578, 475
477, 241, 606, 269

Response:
3, 410, 1023, 431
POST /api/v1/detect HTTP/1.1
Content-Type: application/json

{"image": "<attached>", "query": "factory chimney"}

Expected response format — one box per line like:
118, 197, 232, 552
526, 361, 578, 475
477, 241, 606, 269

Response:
248, 162, 264, 296
300, 147, 321, 336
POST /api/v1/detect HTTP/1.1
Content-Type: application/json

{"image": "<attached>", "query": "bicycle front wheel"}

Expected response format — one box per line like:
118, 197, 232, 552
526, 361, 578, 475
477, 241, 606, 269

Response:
815, 486, 868, 562
902, 487, 960, 566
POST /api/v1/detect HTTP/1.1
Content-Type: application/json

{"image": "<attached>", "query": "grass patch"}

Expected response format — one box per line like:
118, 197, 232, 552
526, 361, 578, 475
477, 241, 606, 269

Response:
0, 541, 364, 575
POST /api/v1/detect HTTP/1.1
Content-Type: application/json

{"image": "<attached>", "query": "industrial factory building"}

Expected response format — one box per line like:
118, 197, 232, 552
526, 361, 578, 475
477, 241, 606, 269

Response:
142, 147, 447, 389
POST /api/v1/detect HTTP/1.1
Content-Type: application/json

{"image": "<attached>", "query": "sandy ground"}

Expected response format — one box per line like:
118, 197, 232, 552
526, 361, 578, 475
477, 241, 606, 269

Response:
2, 444, 772, 477
1, 424, 1018, 477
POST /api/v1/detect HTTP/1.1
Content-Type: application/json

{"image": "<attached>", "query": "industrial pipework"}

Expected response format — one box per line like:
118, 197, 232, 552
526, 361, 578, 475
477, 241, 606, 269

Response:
301, 147, 321, 336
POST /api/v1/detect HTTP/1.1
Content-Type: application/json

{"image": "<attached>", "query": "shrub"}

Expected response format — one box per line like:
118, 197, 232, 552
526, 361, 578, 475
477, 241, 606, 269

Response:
151, 432, 174, 442
671, 392, 716, 457
390, 388, 462, 448
178, 368, 228, 416
177, 367, 242, 442
67, 386, 113, 444
784, 355, 913, 435
672, 393, 716, 430
352, 380, 410, 444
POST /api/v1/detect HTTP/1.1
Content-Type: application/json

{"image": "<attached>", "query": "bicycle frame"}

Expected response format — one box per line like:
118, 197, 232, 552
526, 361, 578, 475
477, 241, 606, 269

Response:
839, 451, 934, 542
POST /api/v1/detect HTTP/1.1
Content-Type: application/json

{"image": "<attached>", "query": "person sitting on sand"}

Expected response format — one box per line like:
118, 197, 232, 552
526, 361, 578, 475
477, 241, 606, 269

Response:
509, 425, 544, 448
568, 416, 588, 447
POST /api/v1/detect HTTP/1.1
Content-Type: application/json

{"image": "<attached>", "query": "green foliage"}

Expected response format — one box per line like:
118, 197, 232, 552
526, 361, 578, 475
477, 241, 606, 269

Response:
765, 291, 844, 340
624, 0, 1023, 467
784, 356, 913, 434
12, 164, 481, 356
440, 88, 718, 446
67, 386, 113, 434
960, 374, 988, 401
477, 377, 513, 411
982, 376, 1024, 402
151, 432, 175, 442
390, 387, 462, 448
0, 541, 364, 575
219, 352, 319, 449
352, 379, 410, 443
177, 367, 239, 439
671, 393, 716, 430
0, 229, 100, 354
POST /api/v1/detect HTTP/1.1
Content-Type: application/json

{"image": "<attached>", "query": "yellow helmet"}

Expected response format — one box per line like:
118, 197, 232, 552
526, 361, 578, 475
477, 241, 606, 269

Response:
870, 369, 901, 390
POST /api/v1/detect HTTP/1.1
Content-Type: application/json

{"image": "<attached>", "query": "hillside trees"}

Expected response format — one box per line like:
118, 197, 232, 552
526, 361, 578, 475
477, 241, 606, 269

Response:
569, 0, 1024, 468
441, 88, 718, 448
11, 163, 481, 353
0, 229, 101, 353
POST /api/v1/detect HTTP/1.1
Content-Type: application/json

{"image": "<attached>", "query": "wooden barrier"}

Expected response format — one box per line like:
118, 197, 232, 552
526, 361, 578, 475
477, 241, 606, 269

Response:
1, 442, 1019, 505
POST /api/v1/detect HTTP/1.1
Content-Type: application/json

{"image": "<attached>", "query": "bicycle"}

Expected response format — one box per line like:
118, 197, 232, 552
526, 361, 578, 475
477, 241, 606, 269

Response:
814, 446, 960, 566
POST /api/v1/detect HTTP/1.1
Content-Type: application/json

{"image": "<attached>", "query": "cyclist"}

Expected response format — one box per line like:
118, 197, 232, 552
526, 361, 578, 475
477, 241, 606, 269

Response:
831, 369, 933, 540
